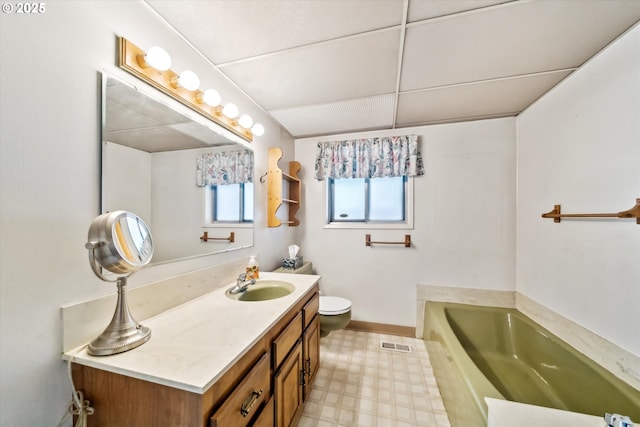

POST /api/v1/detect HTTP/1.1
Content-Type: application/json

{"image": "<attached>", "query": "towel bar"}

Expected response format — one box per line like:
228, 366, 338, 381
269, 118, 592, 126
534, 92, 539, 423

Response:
541, 198, 640, 224
199, 231, 235, 242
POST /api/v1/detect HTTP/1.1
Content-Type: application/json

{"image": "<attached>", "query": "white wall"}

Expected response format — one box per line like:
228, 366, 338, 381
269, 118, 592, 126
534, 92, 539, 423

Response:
516, 24, 640, 356
295, 118, 516, 327
0, 2, 295, 426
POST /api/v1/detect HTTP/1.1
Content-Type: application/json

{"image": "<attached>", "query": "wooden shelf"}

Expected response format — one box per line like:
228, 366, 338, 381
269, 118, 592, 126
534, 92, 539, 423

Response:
268, 147, 302, 227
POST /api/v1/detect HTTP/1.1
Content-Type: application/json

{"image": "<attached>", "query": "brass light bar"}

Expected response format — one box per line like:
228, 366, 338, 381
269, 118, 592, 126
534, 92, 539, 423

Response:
117, 37, 253, 142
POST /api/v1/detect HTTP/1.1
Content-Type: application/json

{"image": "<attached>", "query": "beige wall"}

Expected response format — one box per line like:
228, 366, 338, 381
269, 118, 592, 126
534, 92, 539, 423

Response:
295, 118, 517, 327
516, 23, 640, 356
0, 2, 295, 425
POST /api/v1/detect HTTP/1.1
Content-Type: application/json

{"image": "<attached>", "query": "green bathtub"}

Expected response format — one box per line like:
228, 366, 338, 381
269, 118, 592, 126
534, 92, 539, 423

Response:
423, 302, 640, 427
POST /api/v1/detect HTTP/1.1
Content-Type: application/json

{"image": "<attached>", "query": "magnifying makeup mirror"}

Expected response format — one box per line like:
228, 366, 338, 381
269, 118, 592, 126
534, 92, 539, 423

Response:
85, 210, 153, 356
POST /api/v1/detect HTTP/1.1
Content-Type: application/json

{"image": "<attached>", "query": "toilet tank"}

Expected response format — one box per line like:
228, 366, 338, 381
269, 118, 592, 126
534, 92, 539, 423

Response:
272, 262, 313, 274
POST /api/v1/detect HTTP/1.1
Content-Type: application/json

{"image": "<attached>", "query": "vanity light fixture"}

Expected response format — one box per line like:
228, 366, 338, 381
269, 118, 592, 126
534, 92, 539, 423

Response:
238, 114, 253, 129
251, 123, 265, 136
199, 89, 221, 107
222, 102, 239, 119
138, 46, 172, 71
118, 37, 264, 142
171, 70, 200, 91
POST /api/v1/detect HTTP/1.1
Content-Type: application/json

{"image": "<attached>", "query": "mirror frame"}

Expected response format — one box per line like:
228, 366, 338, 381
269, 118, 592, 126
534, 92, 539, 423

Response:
100, 71, 255, 266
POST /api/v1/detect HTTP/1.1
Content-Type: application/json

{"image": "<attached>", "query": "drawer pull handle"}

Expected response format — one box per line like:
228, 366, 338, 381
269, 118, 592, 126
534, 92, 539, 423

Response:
240, 389, 262, 417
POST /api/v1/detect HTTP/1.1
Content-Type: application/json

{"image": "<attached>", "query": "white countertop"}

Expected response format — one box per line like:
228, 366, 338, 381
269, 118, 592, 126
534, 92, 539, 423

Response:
486, 398, 605, 427
64, 272, 320, 394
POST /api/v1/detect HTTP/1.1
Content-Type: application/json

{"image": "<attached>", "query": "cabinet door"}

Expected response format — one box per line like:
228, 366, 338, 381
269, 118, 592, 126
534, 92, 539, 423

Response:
274, 341, 303, 427
252, 397, 274, 427
303, 314, 320, 400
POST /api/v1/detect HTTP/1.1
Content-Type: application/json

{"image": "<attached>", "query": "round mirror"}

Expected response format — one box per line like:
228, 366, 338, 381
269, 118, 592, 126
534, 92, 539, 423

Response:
86, 210, 153, 277
85, 211, 153, 356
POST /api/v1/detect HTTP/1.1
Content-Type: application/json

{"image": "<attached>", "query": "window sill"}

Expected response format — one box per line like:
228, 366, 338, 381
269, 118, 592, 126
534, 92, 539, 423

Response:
323, 221, 413, 230
203, 223, 253, 228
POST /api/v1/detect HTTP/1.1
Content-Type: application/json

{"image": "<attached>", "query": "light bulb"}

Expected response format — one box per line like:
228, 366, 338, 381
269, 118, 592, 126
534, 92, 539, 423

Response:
251, 123, 265, 136
222, 103, 239, 119
144, 46, 171, 71
238, 114, 253, 129
177, 70, 200, 91
202, 89, 221, 107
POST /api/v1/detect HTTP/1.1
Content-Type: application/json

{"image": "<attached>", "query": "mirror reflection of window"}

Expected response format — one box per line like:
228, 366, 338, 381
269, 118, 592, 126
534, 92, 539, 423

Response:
211, 182, 254, 223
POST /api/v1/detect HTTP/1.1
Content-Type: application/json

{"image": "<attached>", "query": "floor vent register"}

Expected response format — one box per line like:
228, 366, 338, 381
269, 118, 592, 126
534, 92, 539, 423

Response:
379, 341, 412, 353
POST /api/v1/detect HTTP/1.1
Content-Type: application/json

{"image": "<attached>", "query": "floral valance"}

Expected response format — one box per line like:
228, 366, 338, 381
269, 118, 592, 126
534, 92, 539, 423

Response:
314, 134, 424, 180
196, 149, 253, 186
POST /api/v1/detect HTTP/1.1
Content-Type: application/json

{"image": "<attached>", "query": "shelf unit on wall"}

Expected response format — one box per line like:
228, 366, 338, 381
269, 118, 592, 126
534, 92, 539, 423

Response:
268, 147, 301, 227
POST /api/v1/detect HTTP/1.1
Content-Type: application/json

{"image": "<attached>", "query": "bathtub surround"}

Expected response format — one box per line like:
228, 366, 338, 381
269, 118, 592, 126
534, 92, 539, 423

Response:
416, 285, 515, 338
424, 302, 640, 427
417, 284, 640, 393
516, 293, 640, 392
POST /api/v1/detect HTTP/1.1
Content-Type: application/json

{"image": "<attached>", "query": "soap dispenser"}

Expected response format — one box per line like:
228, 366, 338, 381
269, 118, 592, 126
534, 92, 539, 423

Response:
246, 255, 259, 280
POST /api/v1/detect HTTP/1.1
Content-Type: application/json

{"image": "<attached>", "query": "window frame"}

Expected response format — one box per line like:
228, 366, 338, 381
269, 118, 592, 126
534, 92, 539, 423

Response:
324, 176, 414, 230
202, 182, 254, 228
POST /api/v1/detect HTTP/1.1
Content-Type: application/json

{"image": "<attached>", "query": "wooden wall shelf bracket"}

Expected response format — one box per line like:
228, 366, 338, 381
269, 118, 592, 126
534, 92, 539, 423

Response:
365, 234, 412, 247
541, 198, 640, 224
200, 231, 235, 242
267, 147, 302, 227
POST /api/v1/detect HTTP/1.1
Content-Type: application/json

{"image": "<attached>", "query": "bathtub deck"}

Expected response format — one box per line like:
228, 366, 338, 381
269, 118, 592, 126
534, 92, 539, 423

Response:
486, 398, 603, 427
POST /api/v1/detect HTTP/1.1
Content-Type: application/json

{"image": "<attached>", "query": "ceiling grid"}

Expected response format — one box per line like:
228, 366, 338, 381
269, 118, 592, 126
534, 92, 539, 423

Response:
146, 0, 640, 138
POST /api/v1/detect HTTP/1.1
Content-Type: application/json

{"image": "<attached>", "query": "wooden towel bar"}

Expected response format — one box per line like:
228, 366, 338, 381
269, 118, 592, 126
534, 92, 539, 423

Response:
365, 234, 411, 247
199, 231, 235, 242
541, 198, 640, 224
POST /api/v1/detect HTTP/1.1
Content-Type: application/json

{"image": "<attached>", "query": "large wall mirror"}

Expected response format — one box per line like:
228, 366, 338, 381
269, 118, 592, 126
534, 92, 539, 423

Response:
101, 72, 254, 264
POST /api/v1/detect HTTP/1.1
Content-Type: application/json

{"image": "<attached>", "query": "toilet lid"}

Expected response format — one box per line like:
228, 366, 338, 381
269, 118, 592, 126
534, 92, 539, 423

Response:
319, 296, 352, 315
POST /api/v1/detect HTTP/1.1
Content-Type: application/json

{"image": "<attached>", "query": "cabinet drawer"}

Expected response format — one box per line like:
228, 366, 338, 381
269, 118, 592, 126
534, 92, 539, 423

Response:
302, 292, 319, 330
273, 312, 302, 369
210, 352, 271, 427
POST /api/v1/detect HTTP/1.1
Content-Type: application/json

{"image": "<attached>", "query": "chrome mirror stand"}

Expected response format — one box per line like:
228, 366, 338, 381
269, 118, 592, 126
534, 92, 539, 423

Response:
87, 276, 151, 356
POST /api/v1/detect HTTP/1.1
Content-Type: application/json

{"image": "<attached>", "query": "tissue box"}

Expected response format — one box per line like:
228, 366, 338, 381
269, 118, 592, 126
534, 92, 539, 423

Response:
282, 256, 303, 270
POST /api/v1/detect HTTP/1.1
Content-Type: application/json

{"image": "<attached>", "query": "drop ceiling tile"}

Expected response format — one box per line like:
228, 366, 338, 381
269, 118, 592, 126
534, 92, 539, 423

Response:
396, 70, 572, 125
147, 0, 403, 64
401, 0, 640, 91
407, 0, 512, 22
269, 94, 395, 138
220, 29, 400, 111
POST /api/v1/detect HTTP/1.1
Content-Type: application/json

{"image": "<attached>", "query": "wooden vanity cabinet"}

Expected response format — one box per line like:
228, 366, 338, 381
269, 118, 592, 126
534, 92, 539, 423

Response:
273, 291, 320, 427
302, 293, 320, 398
71, 284, 319, 427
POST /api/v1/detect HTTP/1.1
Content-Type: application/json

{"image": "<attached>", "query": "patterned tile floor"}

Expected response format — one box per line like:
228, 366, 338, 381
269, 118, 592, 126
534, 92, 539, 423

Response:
297, 329, 451, 427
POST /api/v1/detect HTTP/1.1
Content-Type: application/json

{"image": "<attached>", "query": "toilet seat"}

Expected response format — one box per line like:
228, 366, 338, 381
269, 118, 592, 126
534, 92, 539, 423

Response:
319, 296, 352, 315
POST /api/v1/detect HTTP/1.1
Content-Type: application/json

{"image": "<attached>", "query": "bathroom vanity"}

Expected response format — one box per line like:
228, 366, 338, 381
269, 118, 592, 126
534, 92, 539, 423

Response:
67, 272, 321, 427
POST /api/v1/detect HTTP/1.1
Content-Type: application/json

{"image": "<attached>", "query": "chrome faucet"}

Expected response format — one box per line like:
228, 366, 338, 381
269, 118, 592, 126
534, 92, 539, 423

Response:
228, 273, 256, 294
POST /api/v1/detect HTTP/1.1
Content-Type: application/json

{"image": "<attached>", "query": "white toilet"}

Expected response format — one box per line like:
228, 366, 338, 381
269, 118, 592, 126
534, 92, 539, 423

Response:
319, 296, 352, 337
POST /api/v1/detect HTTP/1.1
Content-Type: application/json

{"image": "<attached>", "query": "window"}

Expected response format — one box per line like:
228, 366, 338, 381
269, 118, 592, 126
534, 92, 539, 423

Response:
328, 176, 410, 226
208, 182, 253, 223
